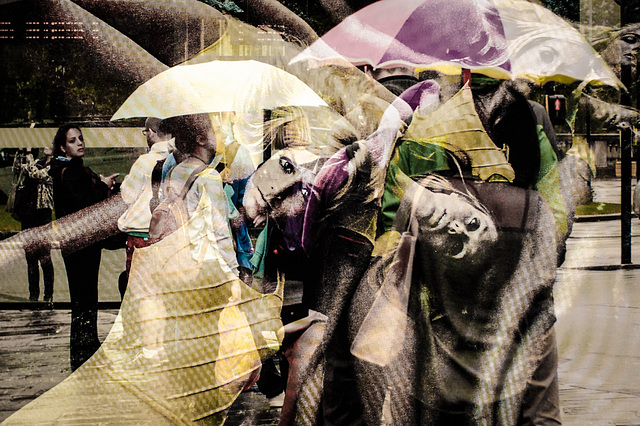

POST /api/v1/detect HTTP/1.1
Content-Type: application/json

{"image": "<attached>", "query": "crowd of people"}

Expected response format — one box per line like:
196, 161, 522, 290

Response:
6, 69, 578, 425
6, 0, 639, 422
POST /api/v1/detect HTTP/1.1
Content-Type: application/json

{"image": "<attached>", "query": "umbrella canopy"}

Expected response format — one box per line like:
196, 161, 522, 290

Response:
111, 60, 328, 120
291, 0, 622, 88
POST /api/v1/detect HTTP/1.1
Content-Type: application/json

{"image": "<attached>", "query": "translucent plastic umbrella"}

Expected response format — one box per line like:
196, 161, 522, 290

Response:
111, 60, 328, 120
291, 0, 622, 88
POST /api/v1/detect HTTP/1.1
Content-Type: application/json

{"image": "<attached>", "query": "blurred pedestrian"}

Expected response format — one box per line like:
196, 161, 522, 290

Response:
11, 147, 55, 303
49, 124, 119, 371
117, 117, 174, 299
126, 113, 238, 366
217, 112, 256, 283
162, 113, 238, 274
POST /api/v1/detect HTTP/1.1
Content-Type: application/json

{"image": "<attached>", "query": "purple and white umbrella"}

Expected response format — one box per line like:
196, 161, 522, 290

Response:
292, 0, 622, 87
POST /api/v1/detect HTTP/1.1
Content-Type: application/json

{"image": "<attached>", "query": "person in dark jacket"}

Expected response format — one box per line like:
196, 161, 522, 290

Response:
49, 124, 119, 371
12, 147, 55, 302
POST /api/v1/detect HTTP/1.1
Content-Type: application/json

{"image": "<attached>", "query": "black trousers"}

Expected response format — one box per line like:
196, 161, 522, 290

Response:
257, 356, 285, 398
62, 245, 102, 371
25, 241, 54, 301
311, 229, 374, 426
22, 213, 54, 301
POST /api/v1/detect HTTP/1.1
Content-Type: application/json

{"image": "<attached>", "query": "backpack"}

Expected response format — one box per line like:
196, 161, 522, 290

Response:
11, 155, 49, 223
148, 164, 206, 243
11, 175, 38, 222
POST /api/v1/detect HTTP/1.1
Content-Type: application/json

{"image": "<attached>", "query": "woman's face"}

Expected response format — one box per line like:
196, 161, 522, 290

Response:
415, 189, 498, 263
62, 128, 85, 159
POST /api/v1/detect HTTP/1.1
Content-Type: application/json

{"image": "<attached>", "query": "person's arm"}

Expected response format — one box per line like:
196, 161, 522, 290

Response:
22, 156, 51, 183
119, 156, 148, 205
60, 165, 110, 213
203, 173, 239, 272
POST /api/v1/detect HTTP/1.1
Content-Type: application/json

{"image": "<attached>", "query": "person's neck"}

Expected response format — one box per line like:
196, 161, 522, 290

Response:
189, 153, 210, 166
190, 147, 212, 166
60, 156, 81, 162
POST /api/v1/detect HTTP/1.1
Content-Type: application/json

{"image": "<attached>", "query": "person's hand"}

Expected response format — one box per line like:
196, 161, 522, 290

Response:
100, 173, 120, 190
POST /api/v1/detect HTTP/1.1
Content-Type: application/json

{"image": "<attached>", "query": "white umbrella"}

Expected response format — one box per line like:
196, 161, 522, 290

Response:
111, 60, 328, 120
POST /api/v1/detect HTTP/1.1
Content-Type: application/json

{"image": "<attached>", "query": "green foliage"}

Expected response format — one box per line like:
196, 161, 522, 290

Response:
276, 0, 338, 35
542, 0, 580, 22
0, 206, 21, 232
1, 42, 135, 125
575, 201, 621, 215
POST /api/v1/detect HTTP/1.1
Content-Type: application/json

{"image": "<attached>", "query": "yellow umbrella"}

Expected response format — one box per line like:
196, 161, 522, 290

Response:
111, 60, 328, 120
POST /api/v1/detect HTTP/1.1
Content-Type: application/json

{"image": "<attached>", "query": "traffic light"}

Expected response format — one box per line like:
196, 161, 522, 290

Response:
546, 94, 566, 125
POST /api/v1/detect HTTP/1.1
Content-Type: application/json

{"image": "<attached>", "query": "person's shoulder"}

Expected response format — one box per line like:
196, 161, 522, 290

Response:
51, 158, 91, 187
48, 158, 67, 176
194, 168, 223, 192
35, 157, 49, 168
151, 140, 173, 153
167, 162, 196, 186
132, 149, 166, 170
172, 161, 193, 174
200, 167, 222, 182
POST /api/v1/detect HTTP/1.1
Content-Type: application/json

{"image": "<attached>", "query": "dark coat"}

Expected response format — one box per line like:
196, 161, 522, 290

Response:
49, 157, 110, 219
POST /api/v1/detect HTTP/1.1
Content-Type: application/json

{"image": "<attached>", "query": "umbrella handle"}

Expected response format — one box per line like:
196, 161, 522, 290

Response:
462, 68, 472, 87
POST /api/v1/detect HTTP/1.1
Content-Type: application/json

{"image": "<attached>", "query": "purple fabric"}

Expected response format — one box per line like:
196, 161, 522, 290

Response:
301, 79, 443, 252
302, 149, 352, 253
399, 79, 441, 112
379, 0, 511, 70
282, 181, 310, 252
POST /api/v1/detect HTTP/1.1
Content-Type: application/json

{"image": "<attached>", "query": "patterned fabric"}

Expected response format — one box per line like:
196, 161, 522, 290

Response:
402, 84, 515, 183
15, 153, 54, 211
4, 188, 284, 425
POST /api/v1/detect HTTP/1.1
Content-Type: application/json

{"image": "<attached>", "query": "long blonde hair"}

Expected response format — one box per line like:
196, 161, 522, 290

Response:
264, 106, 311, 151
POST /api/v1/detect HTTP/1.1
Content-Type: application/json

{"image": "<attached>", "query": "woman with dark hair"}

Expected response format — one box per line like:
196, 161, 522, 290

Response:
49, 123, 119, 371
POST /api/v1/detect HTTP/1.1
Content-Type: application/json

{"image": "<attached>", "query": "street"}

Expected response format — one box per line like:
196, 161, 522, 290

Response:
1, 179, 640, 424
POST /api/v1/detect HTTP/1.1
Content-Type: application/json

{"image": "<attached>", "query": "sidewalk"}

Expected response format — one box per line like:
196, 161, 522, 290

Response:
0, 310, 281, 425
555, 221, 640, 425
555, 178, 640, 425
1, 178, 639, 425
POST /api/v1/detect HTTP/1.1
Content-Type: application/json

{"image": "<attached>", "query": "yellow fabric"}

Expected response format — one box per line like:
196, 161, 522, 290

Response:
535, 125, 568, 241
404, 85, 515, 183
214, 281, 261, 387
5, 192, 284, 425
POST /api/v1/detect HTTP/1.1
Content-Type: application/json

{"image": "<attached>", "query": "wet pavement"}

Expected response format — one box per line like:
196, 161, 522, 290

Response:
1, 178, 640, 425
0, 309, 281, 425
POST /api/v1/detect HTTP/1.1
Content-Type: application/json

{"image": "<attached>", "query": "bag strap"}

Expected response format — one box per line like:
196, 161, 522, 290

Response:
149, 158, 166, 211
165, 163, 207, 201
